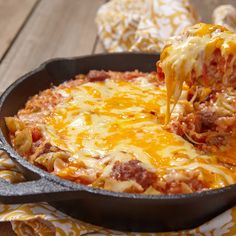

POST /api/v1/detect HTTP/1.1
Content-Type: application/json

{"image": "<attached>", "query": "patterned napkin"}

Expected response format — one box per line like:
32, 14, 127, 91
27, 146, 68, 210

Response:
213, 4, 236, 32
96, 0, 236, 53
1, 151, 236, 235
96, 0, 199, 52
1, 1, 236, 235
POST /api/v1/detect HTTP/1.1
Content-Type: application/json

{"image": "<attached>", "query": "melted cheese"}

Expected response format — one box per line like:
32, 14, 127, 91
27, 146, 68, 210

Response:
159, 23, 236, 122
41, 76, 236, 188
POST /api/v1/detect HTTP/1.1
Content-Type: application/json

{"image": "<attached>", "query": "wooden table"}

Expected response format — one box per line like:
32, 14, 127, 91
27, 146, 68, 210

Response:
0, 0, 236, 235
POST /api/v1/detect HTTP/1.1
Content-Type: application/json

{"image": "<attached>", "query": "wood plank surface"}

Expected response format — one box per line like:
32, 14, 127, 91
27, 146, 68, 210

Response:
0, 1, 104, 235
0, 0, 105, 93
0, 0, 38, 61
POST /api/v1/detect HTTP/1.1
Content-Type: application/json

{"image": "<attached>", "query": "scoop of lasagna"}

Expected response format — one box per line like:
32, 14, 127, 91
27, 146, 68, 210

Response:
157, 23, 236, 164
5, 69, 236, 194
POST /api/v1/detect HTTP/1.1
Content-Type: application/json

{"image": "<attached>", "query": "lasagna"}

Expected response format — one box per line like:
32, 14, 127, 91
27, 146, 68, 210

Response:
5, 23, 236, 195
157, 23, 236, 164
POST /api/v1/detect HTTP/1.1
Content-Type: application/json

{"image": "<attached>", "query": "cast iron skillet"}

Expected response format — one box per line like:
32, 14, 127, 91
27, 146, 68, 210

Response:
0, 53, 236, 232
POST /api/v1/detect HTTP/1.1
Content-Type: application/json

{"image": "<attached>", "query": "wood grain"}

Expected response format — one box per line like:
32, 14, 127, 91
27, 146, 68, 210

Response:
0, 0, 104, 234
0, 0, 105, 93
0, 0, 38, 61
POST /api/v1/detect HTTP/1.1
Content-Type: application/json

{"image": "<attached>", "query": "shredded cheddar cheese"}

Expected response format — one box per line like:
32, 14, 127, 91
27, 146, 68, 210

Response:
38, 76, 236, 189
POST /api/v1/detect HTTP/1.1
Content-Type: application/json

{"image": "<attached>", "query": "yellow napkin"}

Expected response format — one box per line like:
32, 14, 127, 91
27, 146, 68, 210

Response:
1, 151, 236, 235
1, 2, 236, 234
213, 4, 236, 32
96, 0, 198, 53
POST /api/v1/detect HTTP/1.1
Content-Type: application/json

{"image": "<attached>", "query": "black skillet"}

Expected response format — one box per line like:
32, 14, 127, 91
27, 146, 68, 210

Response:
0, 53, 236, 232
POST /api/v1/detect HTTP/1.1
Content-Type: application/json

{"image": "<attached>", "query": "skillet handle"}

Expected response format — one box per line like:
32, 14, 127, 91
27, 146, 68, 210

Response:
0, 143, 76, 204
0, 177, 76, 204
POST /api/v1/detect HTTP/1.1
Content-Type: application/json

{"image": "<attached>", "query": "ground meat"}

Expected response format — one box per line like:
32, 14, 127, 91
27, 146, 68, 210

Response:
18, 89, 62, 115
169, 85, 236, 151
203, 49, 225, 87
31, 127, 42, 142
107, 70, 146, 80
165, 178, 206, 194
196, 110, 218, 132
87, 70, 110, 81
154, 170, 207, 194
59, 74, 88, 88
156, 62, 165, 81
216, 115, 236, 132
169, 110, 234, 150
111, 160, 157, 189
123, 71, 150, 80
111, 161, 207, 194
189, 49, 236, 90
30, 141, 63, 162
206, 134, 229, 146
60, 70, 158, 88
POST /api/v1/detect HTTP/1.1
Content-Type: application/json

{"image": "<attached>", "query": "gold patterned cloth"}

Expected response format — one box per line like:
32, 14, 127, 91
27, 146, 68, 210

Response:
1, 151, 236, 235
96, 0, 236, 52
213, 4, 236, 32
96, 0, 198, 52
1, 2, 236, 234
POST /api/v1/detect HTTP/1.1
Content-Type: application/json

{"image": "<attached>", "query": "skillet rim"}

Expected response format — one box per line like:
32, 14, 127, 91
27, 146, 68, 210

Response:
0, 52, 235, 200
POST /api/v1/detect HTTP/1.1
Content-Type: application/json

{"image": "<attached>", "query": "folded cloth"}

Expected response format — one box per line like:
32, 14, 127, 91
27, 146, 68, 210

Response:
1, 151, 236, 235
213, 4, 236, 32
96, 0, 198, 53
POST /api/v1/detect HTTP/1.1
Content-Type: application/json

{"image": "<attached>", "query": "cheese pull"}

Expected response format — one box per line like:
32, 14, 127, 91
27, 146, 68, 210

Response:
157, 23, 236, 122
